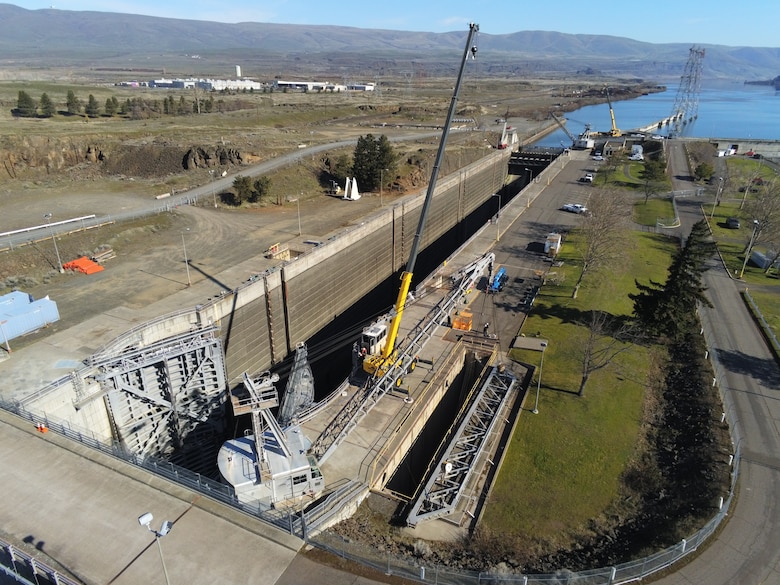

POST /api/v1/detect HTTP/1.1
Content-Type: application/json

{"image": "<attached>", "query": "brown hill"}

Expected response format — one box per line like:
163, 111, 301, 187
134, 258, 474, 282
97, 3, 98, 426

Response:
0, 3, 778, 80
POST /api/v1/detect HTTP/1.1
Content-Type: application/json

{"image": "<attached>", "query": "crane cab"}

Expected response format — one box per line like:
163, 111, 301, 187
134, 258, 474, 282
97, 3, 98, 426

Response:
359, 322, 388, 357
488, 267, 508, 294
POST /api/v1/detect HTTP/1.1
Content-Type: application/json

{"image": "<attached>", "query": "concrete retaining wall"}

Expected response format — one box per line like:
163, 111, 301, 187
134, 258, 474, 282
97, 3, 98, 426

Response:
220, 151, 511, 384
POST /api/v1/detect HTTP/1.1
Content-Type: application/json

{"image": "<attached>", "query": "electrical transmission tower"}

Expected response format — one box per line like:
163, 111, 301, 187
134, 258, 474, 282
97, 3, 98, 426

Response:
668, 46, 705, 137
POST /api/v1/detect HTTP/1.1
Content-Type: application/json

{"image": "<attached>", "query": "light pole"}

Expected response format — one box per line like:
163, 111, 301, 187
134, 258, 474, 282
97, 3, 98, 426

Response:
138, 513, 173, 585
491, 192, 501, 241
180, 229, 191, 287
288, 197, 302, 236
43, 213, 64, 273
208, 169, 216, 208
533, 341, 547, 414
739, 219, 760, 278
380, 168, 388, 206
710, 177, 724, 219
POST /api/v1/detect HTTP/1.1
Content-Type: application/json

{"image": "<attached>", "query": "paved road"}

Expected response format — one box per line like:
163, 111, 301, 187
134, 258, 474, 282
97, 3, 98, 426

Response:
652, 140, 780, 585
0, 129, 461, 249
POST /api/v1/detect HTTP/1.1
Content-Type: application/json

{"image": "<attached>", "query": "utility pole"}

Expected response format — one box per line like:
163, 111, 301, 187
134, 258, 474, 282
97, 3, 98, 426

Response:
43, 213, 64, 273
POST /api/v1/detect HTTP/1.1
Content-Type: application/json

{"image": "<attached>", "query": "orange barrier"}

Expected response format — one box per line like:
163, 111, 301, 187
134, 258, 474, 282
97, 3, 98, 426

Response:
63, 256, 104, 275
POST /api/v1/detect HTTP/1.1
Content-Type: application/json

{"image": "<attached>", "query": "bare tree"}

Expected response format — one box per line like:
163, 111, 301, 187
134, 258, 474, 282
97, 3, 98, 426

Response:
578, 310, 638, 397
737, 157, 766, 210
743, 177, 780, 271
571, 189, 631, 298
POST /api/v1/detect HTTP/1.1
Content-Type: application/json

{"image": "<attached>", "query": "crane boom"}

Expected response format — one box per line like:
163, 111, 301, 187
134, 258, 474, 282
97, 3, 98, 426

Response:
605, 87, 622, 137
362, 23, 479, 376
550, 112, 576, 144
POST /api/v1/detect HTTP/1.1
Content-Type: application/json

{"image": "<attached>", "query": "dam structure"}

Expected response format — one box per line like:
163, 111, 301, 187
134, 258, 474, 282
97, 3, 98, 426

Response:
14, 148, 534, 471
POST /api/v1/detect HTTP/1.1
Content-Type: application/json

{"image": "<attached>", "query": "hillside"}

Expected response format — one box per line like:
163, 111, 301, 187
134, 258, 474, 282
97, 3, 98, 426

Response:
0, 4, 778, 81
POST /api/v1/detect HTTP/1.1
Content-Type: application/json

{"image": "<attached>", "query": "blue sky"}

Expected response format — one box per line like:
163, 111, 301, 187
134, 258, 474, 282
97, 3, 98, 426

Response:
13, 1, 779, 47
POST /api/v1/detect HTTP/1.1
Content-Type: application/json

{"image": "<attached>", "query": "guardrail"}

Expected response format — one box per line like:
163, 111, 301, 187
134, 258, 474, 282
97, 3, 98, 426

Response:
0, 535, 82, 585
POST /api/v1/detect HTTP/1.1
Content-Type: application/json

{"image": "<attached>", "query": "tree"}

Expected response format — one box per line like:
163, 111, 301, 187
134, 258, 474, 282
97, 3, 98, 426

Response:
330, 154, 353, 187
231, 175, 253, 205
351, 134, 396, 192
694, 162, 714, 182
39, 92, 55, 117
743, 177, 780, 269
571, 189, 631, 298
105, 96, 118, 116
66, 90, 81, 115
84, 94, 100, 117
577, 310, 638, 397
638, 156, 667, 203
16, 90, 37, 117
248, 176, 271, 203
630, 220, 715, 340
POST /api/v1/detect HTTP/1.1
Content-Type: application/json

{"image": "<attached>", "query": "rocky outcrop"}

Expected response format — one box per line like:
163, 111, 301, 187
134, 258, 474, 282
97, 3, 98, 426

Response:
183, 145, 243, 170
85, 145, 106, 163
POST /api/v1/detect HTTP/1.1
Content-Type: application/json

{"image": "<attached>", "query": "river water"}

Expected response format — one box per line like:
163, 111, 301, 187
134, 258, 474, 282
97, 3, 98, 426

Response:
534, 81, 780, 146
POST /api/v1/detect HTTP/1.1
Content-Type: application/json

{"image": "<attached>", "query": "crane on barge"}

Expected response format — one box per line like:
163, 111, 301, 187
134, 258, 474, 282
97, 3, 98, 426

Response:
358, 23, 481, 378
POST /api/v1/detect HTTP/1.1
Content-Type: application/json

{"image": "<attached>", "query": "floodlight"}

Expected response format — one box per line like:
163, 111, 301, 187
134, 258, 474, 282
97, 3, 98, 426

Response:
138, 512, 153, 527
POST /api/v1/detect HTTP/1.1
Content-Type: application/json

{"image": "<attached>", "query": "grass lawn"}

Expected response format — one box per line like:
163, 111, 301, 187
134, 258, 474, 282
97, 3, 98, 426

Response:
483, 231, 676, 543
747, 289, 780, 343
634, 197, 676, 226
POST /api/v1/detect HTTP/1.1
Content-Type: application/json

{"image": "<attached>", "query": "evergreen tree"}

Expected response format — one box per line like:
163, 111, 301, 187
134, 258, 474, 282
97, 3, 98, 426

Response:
231, 175, 253, 205
630, 220, 715, 339
16, 90, 37, 117
85, 94, 100, 117
39, 92, 55, 117
66, 90, 81, 115
104, 96, 118, 116
352, 134, 396, 192
331, 154, 352, 187
248, 176, 271, 203
694, 162, 714, 182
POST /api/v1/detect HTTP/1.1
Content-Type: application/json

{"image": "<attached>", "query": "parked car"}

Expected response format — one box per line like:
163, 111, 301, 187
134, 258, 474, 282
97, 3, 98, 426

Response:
726, 217, 741, 229
579, 173, 594, 183
592, 155, 604, 162
562, 203, 588, 214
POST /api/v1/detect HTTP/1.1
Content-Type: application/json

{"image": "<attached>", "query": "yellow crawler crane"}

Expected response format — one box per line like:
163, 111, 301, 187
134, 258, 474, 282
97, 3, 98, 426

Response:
605, 86, 622, 137
361, 23, 480, 378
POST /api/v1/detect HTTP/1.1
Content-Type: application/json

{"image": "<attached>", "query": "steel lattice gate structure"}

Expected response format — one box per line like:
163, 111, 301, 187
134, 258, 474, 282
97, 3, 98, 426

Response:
91, 327, 228, 471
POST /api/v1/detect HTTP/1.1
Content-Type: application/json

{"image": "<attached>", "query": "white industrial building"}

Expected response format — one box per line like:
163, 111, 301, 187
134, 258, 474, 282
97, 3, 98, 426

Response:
273, 80, 374, 92
148, 77, 265, 91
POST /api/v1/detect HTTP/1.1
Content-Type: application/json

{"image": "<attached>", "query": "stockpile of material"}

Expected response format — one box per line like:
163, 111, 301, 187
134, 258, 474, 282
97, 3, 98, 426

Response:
63, 256, 104, 274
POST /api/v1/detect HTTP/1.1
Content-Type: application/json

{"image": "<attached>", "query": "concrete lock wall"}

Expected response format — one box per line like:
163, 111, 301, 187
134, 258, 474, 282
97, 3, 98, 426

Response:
221, 151, 510, 385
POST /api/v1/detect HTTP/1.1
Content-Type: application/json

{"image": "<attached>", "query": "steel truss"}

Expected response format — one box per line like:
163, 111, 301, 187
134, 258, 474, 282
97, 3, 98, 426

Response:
406, 365, 515, 526
669, 46, 705, 137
